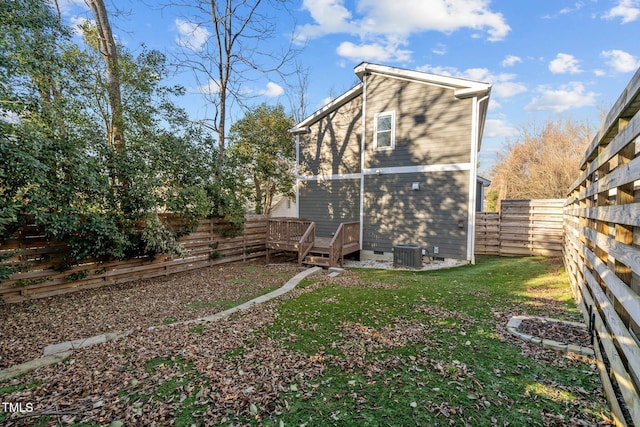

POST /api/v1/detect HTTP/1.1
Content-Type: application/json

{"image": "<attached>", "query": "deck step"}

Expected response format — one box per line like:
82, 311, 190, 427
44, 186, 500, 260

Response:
310, 246, 330, 254
303, 256, 331, 267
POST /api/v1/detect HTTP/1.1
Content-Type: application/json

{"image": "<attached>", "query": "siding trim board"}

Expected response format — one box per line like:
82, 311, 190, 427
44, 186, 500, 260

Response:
359, 72, 369, 249
467, 96, 479, 263
298, 173, 362, 182
363, 163, 472, 175
298, 163, 473, 183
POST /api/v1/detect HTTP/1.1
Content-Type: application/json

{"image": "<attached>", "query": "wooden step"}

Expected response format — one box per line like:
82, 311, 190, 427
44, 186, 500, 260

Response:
303, 255, 331, 267
310, 246, 330, 254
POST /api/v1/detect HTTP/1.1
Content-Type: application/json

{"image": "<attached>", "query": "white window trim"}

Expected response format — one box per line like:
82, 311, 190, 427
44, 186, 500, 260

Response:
373, 110, 395, 151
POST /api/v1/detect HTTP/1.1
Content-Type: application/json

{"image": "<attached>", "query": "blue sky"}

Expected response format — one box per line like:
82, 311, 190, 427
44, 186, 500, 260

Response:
58, 0, 640, 174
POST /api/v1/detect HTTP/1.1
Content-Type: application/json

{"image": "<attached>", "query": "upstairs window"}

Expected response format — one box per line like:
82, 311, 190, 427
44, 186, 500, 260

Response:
374, 111, 395, 151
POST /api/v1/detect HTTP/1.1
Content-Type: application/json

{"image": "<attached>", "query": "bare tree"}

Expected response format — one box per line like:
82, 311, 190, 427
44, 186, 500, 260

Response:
168, 0, 299, 176
488, 118, 593, 207
85, 0, 124, 151
287, 62, 311, 124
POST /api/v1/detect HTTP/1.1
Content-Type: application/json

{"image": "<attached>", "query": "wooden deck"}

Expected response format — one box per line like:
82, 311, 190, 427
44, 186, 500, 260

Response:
266, 219, 360, 268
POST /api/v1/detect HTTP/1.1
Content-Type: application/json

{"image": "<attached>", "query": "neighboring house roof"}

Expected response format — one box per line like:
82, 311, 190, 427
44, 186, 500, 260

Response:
291, 62, 492, 136
477, 176, 492, 186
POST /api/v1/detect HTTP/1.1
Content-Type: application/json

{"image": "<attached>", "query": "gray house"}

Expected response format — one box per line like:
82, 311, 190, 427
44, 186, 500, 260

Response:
287, 62, 491, 264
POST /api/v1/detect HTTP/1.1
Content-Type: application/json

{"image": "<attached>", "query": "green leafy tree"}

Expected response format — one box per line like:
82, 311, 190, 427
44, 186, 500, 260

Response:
228, 104, 295, 215
0, 0, 243, 266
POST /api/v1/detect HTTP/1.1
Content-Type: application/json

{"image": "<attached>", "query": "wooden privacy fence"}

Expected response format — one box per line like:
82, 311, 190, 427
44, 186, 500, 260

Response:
564, 66, 640, 426
0, 215, 267, 304
475, 199, 564, 256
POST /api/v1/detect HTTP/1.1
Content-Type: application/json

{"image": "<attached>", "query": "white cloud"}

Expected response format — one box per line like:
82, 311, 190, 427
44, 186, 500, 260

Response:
198, 79, 220, 95
432, 44, 447, 55
175, 19, 210, 51
296, 0, 353, 41
601, 49, 640, 73
603, 0, 640, 23
416, 65, 526, 99
416, 64, 459, 76
68, 16, 93, 35
56, 0, 88, 15
559, 2, 585, 15
525, 82, 597, 113
549, 53, 582, 74
298, 0, 510, 61
259, 82, 285, 98
493, 81, 528, 98
501, 55, 522, 67
353, 0, 511, 41
336, 41, 411, 62
484, 118, 518, 138
594, 69, 606, 77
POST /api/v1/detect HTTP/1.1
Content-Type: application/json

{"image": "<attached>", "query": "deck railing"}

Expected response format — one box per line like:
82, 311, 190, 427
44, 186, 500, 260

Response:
329, 223, 344, 267
298, 222, 316, 265
329, 221, 360, 267
266, 218, 313, 243
342, 221, 360, 247
266, 219, 360, 267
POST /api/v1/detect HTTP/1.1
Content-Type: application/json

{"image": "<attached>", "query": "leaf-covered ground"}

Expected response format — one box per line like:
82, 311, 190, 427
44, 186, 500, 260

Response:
1, 256, 613, 426
0, 260, 301, 369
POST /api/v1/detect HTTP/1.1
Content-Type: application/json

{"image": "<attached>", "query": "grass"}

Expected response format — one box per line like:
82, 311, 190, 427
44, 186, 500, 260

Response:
242, 255, 607, 426
1, 256, 609, 426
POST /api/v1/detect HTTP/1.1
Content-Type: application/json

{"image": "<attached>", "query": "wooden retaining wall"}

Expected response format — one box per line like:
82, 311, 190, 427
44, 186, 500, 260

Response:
564, 66, 640, 426
474, 199, 564, 257
0, 215, 267, 304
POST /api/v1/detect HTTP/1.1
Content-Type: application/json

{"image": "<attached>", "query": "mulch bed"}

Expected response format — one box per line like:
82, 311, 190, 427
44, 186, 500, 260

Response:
0, 258, 302, 369
517, 318, 592, 348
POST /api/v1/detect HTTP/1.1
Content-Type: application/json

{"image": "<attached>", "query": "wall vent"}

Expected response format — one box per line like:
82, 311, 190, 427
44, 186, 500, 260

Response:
393, 244, 422, 268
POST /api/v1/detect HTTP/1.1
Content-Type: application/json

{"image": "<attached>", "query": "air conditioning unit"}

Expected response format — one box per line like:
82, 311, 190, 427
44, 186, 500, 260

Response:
393, 244, 422, 268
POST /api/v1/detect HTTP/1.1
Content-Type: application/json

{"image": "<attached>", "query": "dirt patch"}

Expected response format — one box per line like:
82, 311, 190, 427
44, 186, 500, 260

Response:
517, 317, 592, 348
0, 259, 301, 369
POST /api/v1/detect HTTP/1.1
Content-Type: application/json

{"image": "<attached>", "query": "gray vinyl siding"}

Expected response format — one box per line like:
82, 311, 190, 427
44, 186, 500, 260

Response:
298, 179, 360, 237
298, 95, 362, 177
362, 170, 470, 259
365, 74, 473, 169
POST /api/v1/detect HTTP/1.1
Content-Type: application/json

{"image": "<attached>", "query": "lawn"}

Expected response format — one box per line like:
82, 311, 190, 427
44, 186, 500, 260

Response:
0, 256, 611, 426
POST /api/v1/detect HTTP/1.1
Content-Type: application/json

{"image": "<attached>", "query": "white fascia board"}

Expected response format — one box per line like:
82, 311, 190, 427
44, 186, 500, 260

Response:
466, 96, 481, 264
454, 86, 492, 99
354, 62, 491, 99
295, 134, 300, 218
290, 84, 363, 133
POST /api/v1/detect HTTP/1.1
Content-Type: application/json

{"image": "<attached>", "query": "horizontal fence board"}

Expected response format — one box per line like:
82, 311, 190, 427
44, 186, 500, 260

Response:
568, 204, 640, 227
564, 67, 640, 426
475, 199, 565, 257
0, 215, 269, 302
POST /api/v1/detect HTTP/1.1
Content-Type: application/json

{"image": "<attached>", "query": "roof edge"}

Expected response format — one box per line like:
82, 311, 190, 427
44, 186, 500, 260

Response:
354, 62, 491, 98
291, 83, 363, 132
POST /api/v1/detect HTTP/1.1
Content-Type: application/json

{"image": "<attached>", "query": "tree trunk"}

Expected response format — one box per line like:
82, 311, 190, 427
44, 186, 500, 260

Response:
253, 174, 263, 214
86, 0, 124, 151
264, 181, 275, 216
